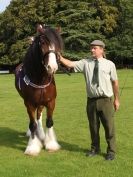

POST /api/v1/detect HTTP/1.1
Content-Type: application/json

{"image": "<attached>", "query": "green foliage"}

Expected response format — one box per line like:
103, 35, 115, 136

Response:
9, 39, 29, 64
0, 43, 6, 55
0, 0, 133, 65
93, 0, 119, 36
107, 0, 133, 61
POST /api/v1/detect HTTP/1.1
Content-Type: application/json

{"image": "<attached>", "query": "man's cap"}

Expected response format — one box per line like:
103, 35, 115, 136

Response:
90, 40, 105, 48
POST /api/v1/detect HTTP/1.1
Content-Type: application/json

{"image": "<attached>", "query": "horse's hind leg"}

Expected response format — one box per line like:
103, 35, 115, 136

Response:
36, 106, 45, 142
45, 99, 60, 152
24, 103, 42, 156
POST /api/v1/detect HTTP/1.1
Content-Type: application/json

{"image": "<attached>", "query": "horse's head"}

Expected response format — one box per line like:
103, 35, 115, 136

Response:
37, 24, 63, 74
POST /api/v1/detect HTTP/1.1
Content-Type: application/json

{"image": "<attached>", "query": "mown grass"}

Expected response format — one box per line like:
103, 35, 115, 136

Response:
0, 70, 133, 177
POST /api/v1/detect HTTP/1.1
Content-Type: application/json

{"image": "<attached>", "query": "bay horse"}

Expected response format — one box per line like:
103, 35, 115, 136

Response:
15, 24, 63, 156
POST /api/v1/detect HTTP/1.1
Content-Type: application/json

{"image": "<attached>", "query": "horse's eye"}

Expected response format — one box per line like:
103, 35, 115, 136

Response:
39, 40, 44, 46
39, 37, 44, 44
42, 60, 44, 65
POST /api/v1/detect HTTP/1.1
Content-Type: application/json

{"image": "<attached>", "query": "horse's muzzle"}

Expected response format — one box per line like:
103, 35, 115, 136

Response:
47, 64, 58, 74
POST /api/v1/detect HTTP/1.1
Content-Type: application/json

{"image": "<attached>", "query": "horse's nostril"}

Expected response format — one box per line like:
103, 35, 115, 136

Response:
47, 65, 51, 69
47, 65, 52, 71
47, 65, 53, 73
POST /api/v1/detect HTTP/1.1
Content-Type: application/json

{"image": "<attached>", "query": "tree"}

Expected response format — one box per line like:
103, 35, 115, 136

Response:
107, 0, 133, 65
55, 0, 105, 59
0, 0, 132, 66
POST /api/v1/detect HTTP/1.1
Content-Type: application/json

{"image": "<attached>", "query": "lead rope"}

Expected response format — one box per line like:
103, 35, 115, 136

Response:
57, 53, 71, 76
58, 62, 71, 76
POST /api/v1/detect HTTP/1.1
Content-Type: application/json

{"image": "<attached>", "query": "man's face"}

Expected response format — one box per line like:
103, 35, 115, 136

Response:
90, 45, 104, 58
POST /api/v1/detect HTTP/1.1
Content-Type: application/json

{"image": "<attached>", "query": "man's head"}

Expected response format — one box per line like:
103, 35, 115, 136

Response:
90, 40, 105, 59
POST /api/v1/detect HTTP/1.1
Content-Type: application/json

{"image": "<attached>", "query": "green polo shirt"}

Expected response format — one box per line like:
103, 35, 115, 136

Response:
73, 58, 118, 98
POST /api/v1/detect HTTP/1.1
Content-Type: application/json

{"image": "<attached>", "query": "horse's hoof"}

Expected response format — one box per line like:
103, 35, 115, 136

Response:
25, 135, 43, 156
24, 145, 42, 156
45, 141, 61, 152
24, 150, 39, 156
47, 149, 60, 153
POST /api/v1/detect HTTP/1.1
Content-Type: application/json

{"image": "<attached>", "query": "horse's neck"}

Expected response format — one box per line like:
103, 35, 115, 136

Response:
24, 66, 48, 85
24, 49, 49, 84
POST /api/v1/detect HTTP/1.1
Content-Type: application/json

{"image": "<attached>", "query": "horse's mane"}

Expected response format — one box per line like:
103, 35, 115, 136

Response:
43, 27, 63, 51
23, 27, 63, 84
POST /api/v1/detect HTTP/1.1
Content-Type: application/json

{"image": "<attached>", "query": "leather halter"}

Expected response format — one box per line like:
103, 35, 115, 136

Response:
41, 49, 59, 69
43, 50, 57, 59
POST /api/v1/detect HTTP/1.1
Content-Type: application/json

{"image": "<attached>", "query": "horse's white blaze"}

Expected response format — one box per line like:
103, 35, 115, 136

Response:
45, 127, 60, 151
37, 113, 45, 142
24, 135, 43, 156
48, 46, 58, 73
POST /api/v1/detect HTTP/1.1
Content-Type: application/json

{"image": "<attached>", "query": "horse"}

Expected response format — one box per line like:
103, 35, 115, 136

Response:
15, 24, 63, 156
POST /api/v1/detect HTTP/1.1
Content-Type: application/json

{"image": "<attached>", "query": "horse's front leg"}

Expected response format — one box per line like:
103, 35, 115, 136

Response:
24, 103, 42, 156
36, 106, 45, 142
45, 99, 60, 152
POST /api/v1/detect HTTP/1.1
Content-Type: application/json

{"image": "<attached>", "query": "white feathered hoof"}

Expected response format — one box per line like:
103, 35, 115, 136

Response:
24, 135, 43, 156
45, 127, 61, 152
45, 141, 61, 152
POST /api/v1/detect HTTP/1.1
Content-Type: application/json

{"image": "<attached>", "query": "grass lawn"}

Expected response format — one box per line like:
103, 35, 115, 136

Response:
0, 69, 133, 177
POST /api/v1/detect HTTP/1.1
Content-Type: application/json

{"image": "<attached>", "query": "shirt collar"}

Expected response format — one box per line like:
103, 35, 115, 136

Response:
92, 57, 104, 62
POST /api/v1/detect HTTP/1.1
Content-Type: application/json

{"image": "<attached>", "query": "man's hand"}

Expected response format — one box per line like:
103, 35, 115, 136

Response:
112, 80, 120, 111
59, 55, 75, 68
114, 99, 120, 111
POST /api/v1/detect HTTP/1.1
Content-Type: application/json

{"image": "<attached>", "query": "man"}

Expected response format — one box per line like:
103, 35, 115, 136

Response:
59, 40, 120, 160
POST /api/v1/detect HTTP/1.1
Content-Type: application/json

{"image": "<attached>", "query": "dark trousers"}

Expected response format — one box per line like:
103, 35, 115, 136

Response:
86, 97, 116, 154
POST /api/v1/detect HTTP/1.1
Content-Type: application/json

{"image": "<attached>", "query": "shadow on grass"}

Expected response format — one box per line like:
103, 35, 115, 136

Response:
0, 127, 27, 151
0, 127, 87, 154
59, 141, 86, 153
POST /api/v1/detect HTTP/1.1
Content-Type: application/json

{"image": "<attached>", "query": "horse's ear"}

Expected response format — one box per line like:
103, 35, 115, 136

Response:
56, 26, 61, 33
37, 24, 45, 34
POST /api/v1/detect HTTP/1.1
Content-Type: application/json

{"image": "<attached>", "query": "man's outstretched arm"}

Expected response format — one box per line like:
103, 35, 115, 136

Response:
59, 55, 75, 68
